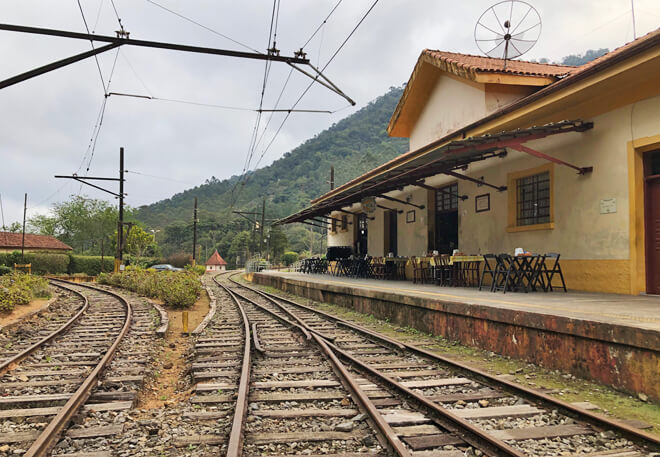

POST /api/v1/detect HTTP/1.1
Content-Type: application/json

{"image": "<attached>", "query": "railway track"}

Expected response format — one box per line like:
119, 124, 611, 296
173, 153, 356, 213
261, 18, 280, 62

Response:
0, 279, 159, 457
203, 273, 659, 457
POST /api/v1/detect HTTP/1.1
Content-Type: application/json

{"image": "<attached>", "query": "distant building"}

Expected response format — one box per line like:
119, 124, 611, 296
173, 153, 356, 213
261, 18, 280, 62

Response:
205, 250, 227, 272
0, 232, 72, 253
279, 29, 660, 295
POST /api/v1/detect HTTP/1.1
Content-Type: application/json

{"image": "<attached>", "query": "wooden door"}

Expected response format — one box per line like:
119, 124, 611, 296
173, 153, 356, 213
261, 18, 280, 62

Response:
646, 176, 660, 294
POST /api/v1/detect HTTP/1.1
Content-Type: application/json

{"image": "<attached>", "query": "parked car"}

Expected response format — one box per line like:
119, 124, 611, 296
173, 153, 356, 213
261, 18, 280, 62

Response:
150, 264, 183, 272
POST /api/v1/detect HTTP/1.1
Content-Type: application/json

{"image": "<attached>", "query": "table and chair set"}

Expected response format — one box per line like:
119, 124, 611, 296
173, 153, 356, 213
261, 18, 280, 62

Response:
296, 251, 567, 293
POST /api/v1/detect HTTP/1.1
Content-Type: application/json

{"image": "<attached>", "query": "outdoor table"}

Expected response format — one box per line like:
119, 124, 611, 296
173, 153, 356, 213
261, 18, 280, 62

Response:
449, 255, 483, 287
385, 258, 407, 280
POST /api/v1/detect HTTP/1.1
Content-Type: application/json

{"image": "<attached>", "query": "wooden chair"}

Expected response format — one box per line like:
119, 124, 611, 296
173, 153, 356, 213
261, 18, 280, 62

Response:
478, 254, 497, 291
542, 253, 567, 292
435, 255, 454, 286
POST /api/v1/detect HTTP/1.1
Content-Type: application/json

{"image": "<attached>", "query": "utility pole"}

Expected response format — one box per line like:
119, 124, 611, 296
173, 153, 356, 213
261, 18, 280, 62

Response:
116, 147, 125, 272
55, 147, 126, 273
101, 238, 105, 273
192, 197, 198, 267
330, 166, 335, 190
21, 193, 27, 262
260, 198, 266, 256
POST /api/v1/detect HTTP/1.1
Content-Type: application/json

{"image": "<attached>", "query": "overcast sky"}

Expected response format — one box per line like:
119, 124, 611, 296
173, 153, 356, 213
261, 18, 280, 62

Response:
1, 0, 658, 226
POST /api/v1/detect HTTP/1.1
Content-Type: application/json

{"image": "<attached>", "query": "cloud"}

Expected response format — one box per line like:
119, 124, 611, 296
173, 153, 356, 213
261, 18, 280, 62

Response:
1, 0, 658, 225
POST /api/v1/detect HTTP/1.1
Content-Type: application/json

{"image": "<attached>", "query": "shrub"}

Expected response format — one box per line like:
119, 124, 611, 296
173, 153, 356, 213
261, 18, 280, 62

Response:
29, 253, 69, 275
98, 268, 200, 308
184, 265, 206, 276
281, 251, 299, 266
68, 255, 114, 276
0, 266, 11, 276
0, 273, 50, 311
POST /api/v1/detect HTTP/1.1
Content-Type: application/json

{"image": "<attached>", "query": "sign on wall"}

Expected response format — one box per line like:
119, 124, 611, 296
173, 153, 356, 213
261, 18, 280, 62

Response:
406, 210, 415, 223
600, 198, 617, 214
475, 193, 490, 213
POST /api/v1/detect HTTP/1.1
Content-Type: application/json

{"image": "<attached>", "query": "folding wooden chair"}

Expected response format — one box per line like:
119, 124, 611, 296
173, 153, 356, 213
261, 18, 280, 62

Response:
543, 253, 567, 292
478, 254, 498, 291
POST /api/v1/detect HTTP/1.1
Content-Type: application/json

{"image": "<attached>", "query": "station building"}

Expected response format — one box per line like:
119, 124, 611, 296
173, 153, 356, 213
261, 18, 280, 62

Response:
278, 29, 660, 295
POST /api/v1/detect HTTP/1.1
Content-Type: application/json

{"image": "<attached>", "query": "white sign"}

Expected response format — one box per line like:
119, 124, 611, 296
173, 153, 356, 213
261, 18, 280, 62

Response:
600, 198, 617, 214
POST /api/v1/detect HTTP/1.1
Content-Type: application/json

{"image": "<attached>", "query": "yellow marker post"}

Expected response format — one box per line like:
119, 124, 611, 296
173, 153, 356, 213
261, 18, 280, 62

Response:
182, 311, 189, 334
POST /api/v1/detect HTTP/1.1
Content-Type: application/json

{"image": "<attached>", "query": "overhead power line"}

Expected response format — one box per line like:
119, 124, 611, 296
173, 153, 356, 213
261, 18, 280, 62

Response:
144, 0, 260, 53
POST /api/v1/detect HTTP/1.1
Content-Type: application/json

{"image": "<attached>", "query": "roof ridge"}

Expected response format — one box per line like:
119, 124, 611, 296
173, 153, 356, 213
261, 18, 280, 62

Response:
423, 49, 577, 69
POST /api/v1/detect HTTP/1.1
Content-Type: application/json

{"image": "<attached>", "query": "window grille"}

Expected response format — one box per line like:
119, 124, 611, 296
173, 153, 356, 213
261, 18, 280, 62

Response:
516, 171, 550, 226
436, 183, 458, 212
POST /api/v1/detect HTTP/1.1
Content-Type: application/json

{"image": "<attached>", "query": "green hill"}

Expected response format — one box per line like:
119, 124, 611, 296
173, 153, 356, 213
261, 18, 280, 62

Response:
136, 86, 408, 263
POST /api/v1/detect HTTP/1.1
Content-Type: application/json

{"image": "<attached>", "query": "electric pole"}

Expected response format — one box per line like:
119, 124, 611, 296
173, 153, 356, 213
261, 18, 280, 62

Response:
55, 147, 126, 273
192, 197, 198, 267
116, 147, 125, 272
330, 166, 335, 190
260, 198, 266, 256
21, 193, 27, 262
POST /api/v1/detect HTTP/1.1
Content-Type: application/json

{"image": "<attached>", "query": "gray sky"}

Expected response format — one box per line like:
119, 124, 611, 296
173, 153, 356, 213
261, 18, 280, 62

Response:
1, 0, 658, 226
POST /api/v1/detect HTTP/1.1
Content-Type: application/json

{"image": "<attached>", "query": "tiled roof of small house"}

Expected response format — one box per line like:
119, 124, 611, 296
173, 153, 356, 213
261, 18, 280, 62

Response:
0, 232, 72, 251
206, 250, 227, 266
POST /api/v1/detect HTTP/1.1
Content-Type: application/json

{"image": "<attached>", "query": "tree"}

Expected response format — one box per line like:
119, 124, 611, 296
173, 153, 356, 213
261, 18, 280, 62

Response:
267, 226, 288, 261
28, 195, 129, 254
123, 226, 158, 264
6, 222, 22, 233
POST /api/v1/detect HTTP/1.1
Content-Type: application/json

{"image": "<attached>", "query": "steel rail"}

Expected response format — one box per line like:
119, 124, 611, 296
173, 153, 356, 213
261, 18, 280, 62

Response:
230, 277, 523, 457
215, 275, 411, 457
229, 277, 394, 350
247, 282, 660, 450
23, 280, 133, 457
0, 280, 89, 375
251, 323, 265, 354
212, 278, 252, 457
229, 277, 401, 349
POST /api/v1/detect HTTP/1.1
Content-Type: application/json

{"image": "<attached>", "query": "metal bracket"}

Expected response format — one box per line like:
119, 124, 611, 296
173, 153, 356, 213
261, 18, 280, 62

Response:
509, 143, 593, 175
377, 194, 425, 209
443, 171, 507, 192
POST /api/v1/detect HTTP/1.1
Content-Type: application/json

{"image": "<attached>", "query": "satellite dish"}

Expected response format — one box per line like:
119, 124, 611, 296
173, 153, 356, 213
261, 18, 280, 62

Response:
474, 0, 541, 64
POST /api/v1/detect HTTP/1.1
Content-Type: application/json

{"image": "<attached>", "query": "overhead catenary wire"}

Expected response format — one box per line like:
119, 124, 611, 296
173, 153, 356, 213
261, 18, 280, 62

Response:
76, 0, 107, 91
144, 0, 260, 53
250, 0, 380, 173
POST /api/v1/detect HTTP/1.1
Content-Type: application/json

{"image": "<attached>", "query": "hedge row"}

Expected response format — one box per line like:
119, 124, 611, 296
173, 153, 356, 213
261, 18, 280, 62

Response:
0, 273, 51, 311
0, 252, 159, 276
98, 268, 201, 308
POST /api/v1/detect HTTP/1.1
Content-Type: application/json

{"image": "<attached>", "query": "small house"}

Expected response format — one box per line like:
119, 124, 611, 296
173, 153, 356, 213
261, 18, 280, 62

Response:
205, 250, 227, 272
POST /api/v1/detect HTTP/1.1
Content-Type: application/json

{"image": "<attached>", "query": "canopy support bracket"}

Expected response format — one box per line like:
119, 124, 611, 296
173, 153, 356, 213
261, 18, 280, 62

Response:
509, 143, 593, 175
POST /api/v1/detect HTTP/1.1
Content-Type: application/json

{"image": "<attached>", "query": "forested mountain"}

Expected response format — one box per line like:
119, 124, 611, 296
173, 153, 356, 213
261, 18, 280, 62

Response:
135, 86, 408, 263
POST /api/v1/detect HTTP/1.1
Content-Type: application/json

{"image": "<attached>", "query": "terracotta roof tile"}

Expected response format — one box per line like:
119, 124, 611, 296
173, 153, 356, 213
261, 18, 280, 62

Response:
206, 250, 227, 266
423, 50, 574, 77
0, 232, 72, 251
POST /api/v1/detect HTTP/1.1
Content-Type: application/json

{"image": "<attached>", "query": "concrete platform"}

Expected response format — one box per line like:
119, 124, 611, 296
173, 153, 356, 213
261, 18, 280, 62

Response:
251, 271, 660, 400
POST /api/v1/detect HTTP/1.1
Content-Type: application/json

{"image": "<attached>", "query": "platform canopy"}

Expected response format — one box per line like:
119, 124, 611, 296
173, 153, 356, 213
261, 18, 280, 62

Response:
275, 119, 593, 226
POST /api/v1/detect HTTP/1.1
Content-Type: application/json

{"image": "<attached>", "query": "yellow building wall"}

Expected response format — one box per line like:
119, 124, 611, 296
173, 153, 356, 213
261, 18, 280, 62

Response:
410, 74, 536, 151
336, 95, 660, 294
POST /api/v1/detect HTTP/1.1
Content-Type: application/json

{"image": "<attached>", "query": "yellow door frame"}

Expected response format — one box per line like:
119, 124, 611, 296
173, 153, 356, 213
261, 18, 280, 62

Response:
628, 133, 660, 294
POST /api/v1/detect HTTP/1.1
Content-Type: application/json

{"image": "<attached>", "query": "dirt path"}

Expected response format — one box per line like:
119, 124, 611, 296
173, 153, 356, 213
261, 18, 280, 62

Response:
0, 297, 54, 328
138, 289, 210, 409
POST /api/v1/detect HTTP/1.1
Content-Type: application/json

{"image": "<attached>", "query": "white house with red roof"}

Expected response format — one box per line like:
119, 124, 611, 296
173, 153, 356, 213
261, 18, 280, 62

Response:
205, 250, 227, 272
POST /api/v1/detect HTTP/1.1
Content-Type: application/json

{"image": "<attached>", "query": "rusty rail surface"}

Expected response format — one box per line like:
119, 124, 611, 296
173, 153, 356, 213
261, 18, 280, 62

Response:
220, 276, 412, 457
23, 280, 133, 457
247, 281, 660, 448
231, 277, 524, 457
0, 280, 90, 375
234, 276, 660, 453
211, 275, 252, 457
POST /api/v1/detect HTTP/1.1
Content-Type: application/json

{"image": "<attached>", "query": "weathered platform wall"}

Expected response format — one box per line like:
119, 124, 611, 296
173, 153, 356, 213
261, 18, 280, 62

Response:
252, 273, 659, 401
